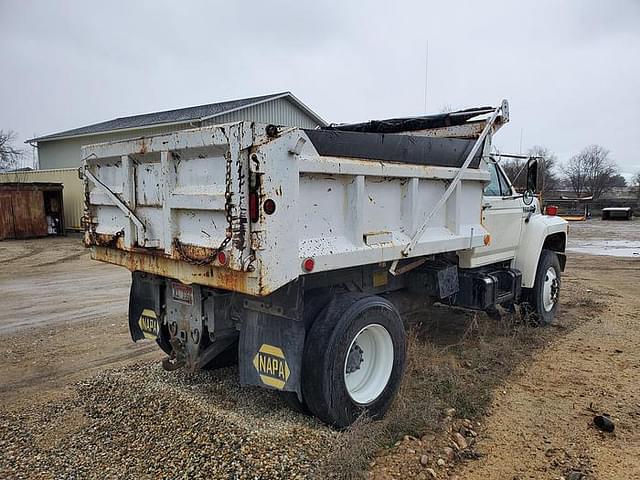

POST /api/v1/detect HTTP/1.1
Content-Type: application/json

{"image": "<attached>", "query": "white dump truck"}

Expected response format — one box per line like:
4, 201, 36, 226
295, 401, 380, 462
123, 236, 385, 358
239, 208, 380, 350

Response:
81, 100, 567, 427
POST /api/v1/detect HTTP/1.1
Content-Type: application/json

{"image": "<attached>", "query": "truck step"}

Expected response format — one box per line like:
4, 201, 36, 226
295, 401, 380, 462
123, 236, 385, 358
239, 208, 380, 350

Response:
454, 268, 522, 310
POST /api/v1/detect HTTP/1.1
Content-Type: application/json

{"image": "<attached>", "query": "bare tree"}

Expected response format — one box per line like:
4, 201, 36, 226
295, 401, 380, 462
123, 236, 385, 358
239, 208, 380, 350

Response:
0, 130, 24, 172
499, 145, 559, 196
562, 153, 588, 197
562, 145, 619, 200
500, 157, 526, 190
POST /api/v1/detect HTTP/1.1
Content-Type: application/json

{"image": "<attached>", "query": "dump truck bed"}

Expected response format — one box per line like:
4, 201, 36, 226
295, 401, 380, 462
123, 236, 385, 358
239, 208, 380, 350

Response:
82, 120, 496, 296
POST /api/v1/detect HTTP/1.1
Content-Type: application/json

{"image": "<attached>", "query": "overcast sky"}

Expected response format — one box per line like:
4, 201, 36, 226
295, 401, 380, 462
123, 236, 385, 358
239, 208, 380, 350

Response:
1, 0, 639, 177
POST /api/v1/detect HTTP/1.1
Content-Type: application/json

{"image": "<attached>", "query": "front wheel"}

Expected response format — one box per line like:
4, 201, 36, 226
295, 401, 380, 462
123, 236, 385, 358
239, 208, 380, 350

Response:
524, 249, 561, 325
301, 294, 406, 428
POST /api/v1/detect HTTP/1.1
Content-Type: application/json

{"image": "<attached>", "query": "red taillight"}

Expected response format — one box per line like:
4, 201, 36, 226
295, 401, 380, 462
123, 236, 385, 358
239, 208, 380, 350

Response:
217, 251, 228, 265
263, 198, 276, 215
249, 192, 259, 222
302, 257, 315, 272
546, 205, 558, 216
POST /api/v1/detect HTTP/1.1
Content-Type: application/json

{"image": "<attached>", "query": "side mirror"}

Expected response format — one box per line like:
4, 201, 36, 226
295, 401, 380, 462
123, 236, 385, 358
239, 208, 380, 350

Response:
522, 158, 539, 206
77, 166, 85, 180
526, 158, 539, 193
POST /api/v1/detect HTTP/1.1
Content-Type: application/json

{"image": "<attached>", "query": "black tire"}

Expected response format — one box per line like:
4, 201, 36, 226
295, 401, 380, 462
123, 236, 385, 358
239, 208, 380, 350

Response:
279, 391, 310, 414
524, 249, 561, 325
301, 294, 406, 428
278, 288, 334, 415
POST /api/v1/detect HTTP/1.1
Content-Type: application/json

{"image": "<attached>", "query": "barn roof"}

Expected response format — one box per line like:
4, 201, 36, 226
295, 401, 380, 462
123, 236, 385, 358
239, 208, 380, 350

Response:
28, 92, 326, 143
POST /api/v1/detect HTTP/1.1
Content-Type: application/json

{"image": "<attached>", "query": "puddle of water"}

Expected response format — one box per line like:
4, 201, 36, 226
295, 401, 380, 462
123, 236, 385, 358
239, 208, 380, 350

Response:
567, 240, 640, 258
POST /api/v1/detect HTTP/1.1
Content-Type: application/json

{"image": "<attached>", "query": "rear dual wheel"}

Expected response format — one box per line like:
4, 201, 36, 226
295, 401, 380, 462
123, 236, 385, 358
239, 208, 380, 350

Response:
298, 294, 406, 428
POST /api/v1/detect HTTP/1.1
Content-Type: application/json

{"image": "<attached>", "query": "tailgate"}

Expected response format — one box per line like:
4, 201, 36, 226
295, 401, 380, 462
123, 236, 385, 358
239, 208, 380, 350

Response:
82, 123, 253, 273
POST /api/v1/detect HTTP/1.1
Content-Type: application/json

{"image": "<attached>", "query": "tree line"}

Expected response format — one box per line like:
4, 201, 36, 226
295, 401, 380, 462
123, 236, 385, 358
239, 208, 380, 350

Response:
501, 144, 635, 200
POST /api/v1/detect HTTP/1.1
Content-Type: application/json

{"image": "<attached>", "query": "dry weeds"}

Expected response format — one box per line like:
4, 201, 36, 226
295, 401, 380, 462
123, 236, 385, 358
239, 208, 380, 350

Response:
313, 307, 559, 479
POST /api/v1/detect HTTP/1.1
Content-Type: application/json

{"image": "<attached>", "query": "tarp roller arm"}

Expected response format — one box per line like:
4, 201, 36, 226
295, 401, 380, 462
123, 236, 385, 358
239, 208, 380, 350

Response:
389, 99, 509, 275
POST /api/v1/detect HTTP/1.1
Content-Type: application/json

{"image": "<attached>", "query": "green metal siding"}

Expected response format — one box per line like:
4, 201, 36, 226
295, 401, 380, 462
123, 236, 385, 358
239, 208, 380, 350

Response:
37, 98, 321, 170
37, 123, 193, 170
202, 97, 319, 129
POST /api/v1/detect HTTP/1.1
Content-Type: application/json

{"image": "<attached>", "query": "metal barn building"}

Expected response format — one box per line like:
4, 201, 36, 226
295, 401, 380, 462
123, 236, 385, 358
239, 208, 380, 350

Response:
28, 92, 326, 170
16, 92, 326, 231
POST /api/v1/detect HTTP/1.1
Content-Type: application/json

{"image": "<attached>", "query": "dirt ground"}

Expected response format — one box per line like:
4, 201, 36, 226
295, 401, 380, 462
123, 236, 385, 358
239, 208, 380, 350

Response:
0, 219, 638, 479
454, 239, 640, 479
367, 220, 640, 480
0, 237, 161, 406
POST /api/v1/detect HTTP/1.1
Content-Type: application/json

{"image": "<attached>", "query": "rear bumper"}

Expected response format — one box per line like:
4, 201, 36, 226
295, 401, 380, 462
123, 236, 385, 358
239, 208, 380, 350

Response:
92, 246, 263, 295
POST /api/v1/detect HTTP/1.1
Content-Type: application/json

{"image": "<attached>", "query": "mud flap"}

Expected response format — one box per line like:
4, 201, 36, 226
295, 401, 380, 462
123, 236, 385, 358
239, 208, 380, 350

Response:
128, 272, 163, 343
239, 310, 305, 396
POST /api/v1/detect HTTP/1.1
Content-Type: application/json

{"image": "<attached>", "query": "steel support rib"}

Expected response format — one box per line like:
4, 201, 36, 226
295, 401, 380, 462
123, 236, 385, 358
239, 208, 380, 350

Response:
389, 100, 507, 275
83, 166, 146, 235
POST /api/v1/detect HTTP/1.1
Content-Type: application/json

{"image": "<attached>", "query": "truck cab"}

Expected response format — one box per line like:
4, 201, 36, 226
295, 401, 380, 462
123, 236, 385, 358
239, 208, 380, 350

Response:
462, 155, 567, 324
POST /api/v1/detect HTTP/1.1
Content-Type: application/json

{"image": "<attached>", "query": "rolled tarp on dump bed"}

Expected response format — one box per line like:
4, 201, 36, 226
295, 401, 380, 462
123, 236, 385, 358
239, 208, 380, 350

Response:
303, 129, 483, 168
323, 106, 495, 134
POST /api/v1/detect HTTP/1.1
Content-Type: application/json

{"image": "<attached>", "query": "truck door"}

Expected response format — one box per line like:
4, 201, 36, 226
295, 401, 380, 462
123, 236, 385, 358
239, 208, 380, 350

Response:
474, 160, 524, 265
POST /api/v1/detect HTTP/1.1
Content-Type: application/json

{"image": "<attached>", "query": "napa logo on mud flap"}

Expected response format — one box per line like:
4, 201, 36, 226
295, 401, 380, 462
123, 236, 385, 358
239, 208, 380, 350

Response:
252, 344, 290, 390
138, 309, 159, 339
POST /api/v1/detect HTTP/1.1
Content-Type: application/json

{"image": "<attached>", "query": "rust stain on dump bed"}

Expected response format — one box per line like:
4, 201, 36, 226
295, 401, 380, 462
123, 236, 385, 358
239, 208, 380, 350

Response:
92, 247, 262, 295
86, 232, 125, 249
171, 242, 220, 264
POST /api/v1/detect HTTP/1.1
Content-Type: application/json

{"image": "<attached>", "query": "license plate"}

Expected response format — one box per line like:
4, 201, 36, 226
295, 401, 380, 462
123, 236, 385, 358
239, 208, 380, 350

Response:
171, 282, 194, 305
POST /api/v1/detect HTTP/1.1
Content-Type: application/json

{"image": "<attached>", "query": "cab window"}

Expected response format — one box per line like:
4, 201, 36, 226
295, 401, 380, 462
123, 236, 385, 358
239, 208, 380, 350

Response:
484, 163, 512, 196
484, 163, 502, 196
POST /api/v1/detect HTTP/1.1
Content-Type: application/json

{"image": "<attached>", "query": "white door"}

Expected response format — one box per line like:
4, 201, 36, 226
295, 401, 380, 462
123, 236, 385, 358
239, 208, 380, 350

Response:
470, 160, 524, 266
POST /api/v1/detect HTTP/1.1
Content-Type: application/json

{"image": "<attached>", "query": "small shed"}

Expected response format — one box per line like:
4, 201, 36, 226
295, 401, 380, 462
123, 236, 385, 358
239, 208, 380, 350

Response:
0, 183, 64, 240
